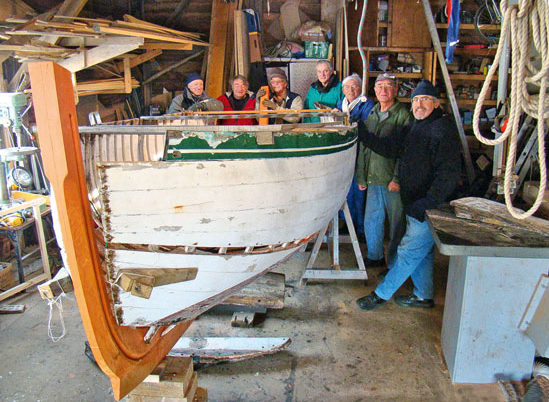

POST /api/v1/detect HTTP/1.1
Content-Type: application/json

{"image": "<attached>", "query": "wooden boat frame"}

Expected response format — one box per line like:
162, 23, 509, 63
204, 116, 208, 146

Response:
28, 62, 191, 400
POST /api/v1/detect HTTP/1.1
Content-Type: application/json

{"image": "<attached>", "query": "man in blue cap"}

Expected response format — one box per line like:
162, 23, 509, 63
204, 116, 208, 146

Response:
355, 79, 461, 311
167, 72, 223, 113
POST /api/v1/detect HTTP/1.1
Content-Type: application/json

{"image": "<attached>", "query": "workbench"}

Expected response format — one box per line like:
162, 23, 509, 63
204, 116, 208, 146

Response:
0, 198, 52, 302
427, 206, 549, 383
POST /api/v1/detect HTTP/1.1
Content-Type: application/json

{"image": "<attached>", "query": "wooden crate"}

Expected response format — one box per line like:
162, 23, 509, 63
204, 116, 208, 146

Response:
0, 262, 15, 291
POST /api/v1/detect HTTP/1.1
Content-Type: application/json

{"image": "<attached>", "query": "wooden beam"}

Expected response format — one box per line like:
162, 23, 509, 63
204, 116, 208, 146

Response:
28, 61, 190, 400
96, 25, 207, 47
0, 0, 37, 20
58, 36, 143, 73
205, 0, 231, 98
166, 0, 191, 27
142, 51, 203, 85
115, 49, 162, 71
123, 56, 131, 93
39, 0, 89, 45
141, 42, 192, 51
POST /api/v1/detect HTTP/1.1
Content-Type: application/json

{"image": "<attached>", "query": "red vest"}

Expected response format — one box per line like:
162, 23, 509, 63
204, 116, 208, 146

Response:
217, 94, 257, 125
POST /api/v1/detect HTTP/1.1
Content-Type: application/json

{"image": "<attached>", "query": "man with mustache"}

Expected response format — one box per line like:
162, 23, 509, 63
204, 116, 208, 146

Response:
355, 80, 461, 311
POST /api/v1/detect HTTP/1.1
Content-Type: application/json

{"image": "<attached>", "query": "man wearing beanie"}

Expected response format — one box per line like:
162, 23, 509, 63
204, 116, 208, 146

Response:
355, 79, 461, 311
357, 72, 410, 272
262, 68, 303, 124
167, 72, 223, 113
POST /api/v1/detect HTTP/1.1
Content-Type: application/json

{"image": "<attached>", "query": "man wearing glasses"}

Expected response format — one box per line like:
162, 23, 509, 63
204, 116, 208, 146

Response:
356, 73, 411, 271
355, 79, 461, 311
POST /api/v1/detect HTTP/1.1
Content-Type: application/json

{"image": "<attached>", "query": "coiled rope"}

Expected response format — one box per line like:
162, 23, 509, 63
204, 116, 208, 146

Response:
472, 0, 548, 219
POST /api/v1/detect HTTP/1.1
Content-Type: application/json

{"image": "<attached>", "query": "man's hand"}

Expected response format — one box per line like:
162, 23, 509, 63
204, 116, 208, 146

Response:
188, 102, 207, 111
358, 184, 367, 191
262, 99, 277, 109
256, 88, 266, 98
387, 181, 400, 192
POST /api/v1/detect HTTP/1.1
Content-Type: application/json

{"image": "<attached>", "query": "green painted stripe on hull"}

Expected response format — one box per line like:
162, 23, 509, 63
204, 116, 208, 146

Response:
167, 130, 357, 160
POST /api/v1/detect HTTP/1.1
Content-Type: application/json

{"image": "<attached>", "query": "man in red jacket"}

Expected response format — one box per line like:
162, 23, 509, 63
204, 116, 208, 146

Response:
218, 75, 259, 125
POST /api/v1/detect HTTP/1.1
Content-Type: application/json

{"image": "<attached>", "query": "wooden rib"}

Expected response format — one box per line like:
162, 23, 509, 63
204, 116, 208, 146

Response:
29, 61, 191, 400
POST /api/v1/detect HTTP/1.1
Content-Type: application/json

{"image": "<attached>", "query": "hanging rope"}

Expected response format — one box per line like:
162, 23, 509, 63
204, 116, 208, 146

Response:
472, 0, 548, 219
356, 0, 369, 95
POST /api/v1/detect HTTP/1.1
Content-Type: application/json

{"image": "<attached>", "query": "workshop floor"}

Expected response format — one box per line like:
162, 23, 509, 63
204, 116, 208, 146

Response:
0, 246, 506, 402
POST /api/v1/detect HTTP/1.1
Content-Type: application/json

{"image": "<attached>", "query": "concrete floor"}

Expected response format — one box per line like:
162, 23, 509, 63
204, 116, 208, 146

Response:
0, 245, 505, 402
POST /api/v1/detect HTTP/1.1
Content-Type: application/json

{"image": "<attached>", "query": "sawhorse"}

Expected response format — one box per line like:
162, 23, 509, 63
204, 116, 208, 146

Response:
300, 201, 367, 286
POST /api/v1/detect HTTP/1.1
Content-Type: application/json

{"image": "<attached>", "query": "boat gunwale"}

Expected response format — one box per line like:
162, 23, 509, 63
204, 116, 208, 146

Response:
79, 121, 357, 134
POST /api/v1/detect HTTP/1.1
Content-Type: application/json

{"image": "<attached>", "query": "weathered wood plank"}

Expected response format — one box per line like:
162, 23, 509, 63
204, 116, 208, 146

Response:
0, 304, 26, 313
222, 272, 285, 309
130, 356, 193, 398
450, 197, 549, 235
58, 36, 144, 73
168, 336, 291, 364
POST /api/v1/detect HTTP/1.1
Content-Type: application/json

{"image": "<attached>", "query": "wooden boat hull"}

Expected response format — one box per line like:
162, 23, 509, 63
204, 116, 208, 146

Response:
101, 140, 356, 326
29, 61, 357, 398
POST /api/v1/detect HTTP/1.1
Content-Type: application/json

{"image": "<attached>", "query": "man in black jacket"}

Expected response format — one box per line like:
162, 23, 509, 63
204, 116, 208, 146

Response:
167, 72, 223, 113
356, 80, 461, 311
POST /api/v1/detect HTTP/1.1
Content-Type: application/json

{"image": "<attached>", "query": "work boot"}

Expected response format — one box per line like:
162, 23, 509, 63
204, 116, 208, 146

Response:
394, 294, 434, 309
364, 257, 385, 267
356, 291, 386, 311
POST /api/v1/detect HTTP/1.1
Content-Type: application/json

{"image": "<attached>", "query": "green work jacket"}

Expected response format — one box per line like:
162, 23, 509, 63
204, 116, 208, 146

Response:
356, 100, 412, 187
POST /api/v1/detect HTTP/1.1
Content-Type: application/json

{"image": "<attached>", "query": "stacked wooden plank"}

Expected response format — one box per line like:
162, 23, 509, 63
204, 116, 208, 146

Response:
1, 13, 208, 95
127, 356, 207, 402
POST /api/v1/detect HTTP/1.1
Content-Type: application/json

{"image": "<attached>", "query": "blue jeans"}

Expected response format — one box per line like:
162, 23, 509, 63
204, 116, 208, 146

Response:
374, 216, 435, 300
340, 176, 365, 236
364, 185, 404, 264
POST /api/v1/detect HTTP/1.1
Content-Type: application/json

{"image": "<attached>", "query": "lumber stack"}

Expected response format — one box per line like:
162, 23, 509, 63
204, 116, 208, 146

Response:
127, 356, 207, 402
1, 13, 208, 95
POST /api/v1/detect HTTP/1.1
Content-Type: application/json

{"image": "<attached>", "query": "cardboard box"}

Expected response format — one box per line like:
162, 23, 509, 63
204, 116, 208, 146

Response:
0, 262, 15, 291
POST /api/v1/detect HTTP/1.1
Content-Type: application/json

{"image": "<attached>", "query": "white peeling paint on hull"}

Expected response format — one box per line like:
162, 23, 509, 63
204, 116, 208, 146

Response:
110, 247, 298, 326
100, 145, 356, 247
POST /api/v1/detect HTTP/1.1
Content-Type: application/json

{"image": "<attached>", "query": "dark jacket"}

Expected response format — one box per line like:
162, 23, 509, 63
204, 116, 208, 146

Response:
217, 91, 257, 125
167, 88, 223, 113
357, 108, 461, 221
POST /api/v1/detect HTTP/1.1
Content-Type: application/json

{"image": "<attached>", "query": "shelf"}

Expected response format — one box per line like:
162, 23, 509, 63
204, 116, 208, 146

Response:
369, 71, 423, 78
349, 46, 430, 53
439, 98, 498, 106
397, 98, 496, 106
449, 74, 498, 81
436, 23, 500, 31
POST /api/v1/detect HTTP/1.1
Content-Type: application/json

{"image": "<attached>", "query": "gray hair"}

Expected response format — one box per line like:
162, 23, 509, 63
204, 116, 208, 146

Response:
342, 73, 362, 88
230, 74, 249, 87
316, 60, 334, 71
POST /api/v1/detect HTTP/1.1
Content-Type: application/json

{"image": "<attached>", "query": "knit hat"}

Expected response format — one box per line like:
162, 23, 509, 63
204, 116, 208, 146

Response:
342, 73, 362, 87
186, 72, 203, 86
268, 67, 287, 82
375, 72, 397, 84
411, 79, 439, 99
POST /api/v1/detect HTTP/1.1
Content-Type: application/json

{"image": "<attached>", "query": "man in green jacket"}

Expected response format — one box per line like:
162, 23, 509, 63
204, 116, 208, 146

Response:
356, 73, 411, 270
304, 60, 343, 123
